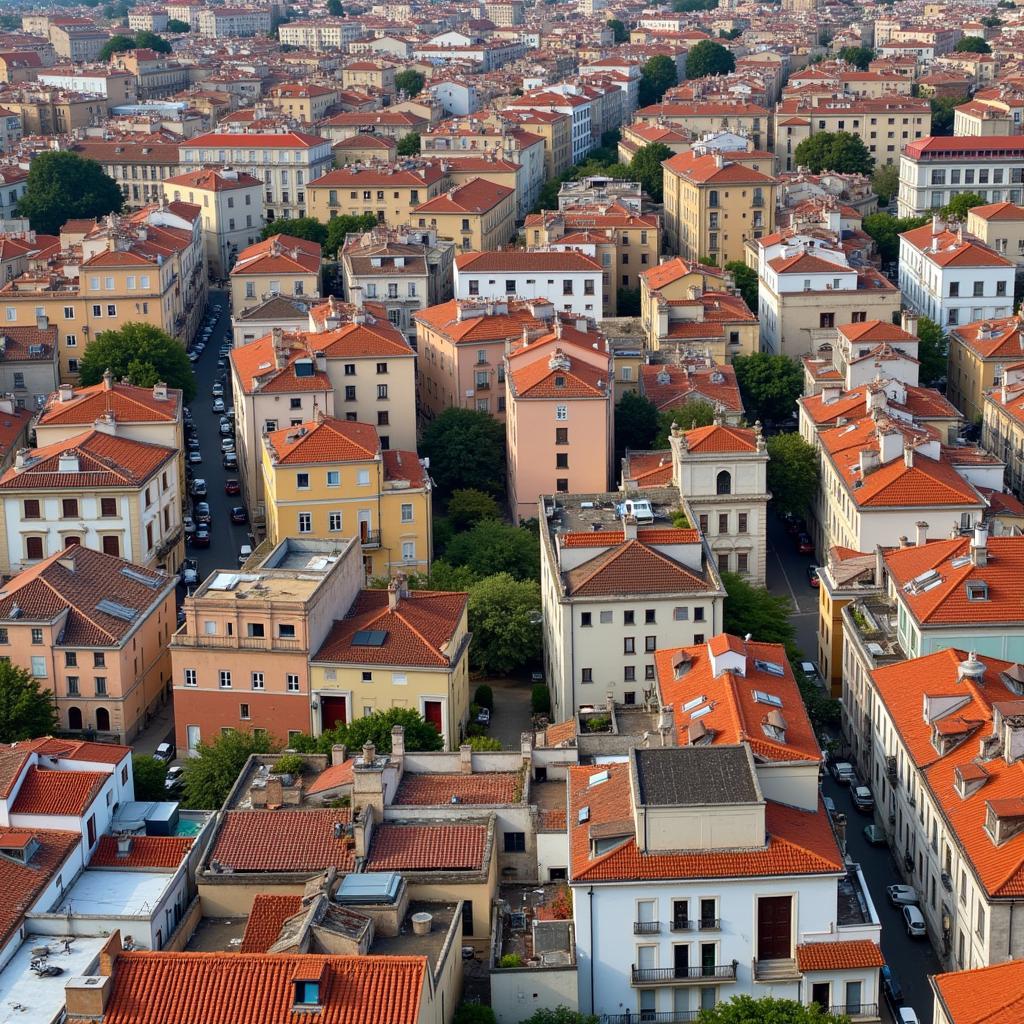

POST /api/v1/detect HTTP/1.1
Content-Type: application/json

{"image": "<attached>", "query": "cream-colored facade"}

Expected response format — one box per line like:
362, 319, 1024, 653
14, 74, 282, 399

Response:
267, 84, 339, 123
230, 234, 322, 312
966, 203, 1024, 270
307, 165, 447, 228
341, 62, 396, 98
413, 179, 516, 252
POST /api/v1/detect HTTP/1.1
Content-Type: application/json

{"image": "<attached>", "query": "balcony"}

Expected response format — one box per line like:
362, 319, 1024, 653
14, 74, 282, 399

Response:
633, 921, 661, 935
827, 1005, 879, 1021
171, 633, 304, 652
669, 919, 693, 932
631, 963, 737, 987
475, 381, 490, 391
604, 1014, 704, 1024
697, 918, 720, 931
360, 530, 381, 549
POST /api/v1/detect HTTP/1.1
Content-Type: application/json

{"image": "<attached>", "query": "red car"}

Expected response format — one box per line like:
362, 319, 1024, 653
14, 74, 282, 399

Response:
797, 532, 814, 555
192, 528, 211, 548
224, 479, 240, 495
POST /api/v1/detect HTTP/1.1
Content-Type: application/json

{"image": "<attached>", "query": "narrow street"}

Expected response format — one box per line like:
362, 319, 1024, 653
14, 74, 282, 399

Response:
765, 511, 820, 662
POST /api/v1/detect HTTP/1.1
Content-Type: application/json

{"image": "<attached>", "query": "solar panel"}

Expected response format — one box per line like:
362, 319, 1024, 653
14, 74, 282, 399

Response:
352, 629, 388, 646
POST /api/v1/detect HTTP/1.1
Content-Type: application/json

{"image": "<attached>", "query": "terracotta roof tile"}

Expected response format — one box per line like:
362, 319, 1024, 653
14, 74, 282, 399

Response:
239, 894, 302, 953
39, 380, 180, 426
641, 363, 742, 413
0, 826, 81, 945
510, 349, 607, 399
306, 760, 355, 796
266, 417, 379, 465
231, 234, 322, 277
11, 766, 106, 816
209, 809, 355, 873
365, 822, 487, 871
414, 178, 513, 214
394, 773, 520, 806
932, 959, 1024, 1024
90, 834, 193, 869
564, 539, 710, 597
623, 451, 674, 486
229, 334, 332, 396
414, 300, 553, 344
796, 940, 884, 972
949, 315, 1024, 359
640, 256, 724, 291
900, 224, 1013, 268
683, 424, 758, 453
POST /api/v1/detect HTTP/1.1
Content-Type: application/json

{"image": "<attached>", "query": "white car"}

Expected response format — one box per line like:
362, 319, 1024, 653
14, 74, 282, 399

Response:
182, 515, 195, 535
887, 884, 919, 906
898, 1009, 920, 1024
833, 761, 857, 785
188, 350, 199, 362
238, 544, 253, 566
212, 398, 225, 413
188, 450, 202, 463
903, 904, 927, 938
800, 661, 822, 684
220, 437, 235, 452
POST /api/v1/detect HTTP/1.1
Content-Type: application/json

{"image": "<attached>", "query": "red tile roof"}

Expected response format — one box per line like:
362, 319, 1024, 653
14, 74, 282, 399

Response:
365, 823, 487, 871
102, 952, 426, 1024
949, 315, 1024, 359
394, 773, 520, 806
663, 150, 777, 185
640, 363, 742, 413
510, 347, 607, 400
231, 234, 322, 277
312, 589, 467, 668
229, 334, 332, 396
11, 766, 106, 816
239, 894, 302, 953
795, 940, 884, 972
38, 380, 181, 426
641, 256, 724, 291
90, 834, 193, 869
164, 168, 263, 191
414, 299, 551, 344
187, 130, 329, 149
564, 539, 710, 597
624, 451, 674, 486
315, 319, 414, 358
265, 417, 379, 465
932, 959, 1024, 1024
306, 760, 355, 796
310, 164, 446, 189
414, 178, 514, 214
900, 224, 1013, 268
209, 809, 355, 873
0, 826, 81, 945
682, 423, 758, 453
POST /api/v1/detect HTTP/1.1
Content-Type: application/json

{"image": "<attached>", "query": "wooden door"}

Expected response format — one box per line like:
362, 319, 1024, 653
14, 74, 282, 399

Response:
423, 699, 443, 734
757, 896, 792, 960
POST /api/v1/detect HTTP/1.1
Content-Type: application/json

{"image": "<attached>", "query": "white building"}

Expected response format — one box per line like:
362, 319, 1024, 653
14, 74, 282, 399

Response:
454, 250, 603, 317
197, 6, 272, 37
898, 217, 1015, 330
427, 80, 480, 117
277, 19, 366, 48
506, 90, 594, 165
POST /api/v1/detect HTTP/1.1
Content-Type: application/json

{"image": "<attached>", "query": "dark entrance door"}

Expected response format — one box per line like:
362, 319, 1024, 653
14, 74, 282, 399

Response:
757, 896, 792, 960
673, 944, 689, 978
811, 983, 830, 1009
321, 696, 348, 730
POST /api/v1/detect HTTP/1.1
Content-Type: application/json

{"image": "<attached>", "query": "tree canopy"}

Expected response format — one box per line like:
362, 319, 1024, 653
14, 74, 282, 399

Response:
685, 40, 736, 79
629, 142, 673, 202
468, 573, 542, 675
606, 18, 628, 42
724, 260, 758, 312
732, 352, 803, 425
421, 407, 506, 497
0, 661, 57, 743
659, 400, 716, 442
870, 163, 899, 206
930, 94, 968, 136
260, 216, 327, 245
182, 730, 280, 809
395, 70, 425, 97
445, 519, 540, 581
954, 36, 992, 53
695, 994, 848, 1023
674, 0, 718, 8
132, 755, 168, 801
721, 573, 797, 652
100, 30, 171, 59
16, 151, 124, 235
166, 17, 191, 32
614, 390, 660, 460
521, 1009, 598, 1024
862, 211, 929, 265
326, 0, 344, 14
639, 54, 679, 107
325, 212, 378, 255
78, 323, 196, 401
916, 315, 948, 388
766, 433, 819, 519
942, 192, 985, 220
838, 45, 874, 70
793, 131, 874, 175
447, 488, 500, 530
338, 707, 443, 752
397, 131, 420, 156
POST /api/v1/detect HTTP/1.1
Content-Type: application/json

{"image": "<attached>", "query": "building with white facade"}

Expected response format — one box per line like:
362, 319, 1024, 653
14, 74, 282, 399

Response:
197, 6, 272, 37
898, 218, 1015, 330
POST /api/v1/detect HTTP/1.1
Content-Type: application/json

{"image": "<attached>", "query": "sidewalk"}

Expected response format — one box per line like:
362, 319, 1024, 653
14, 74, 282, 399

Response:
132, 703, 176, 759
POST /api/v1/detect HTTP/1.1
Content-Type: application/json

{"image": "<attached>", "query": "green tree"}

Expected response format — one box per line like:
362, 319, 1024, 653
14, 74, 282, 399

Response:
733, 352, 803, 425
870, 163, 899, 206
397, 131, 420, 156
685, 40, 736, 80
674, 0, 718, 10
0, 14, 21, 29
719, 28, 741, 40
447, 488, 500, 530
930, 94, 968, 136
326, 0, 344, 14
614, 390, 660, 459
182, 730, 280, 809
343, 707, 444, 751
133, 30, 172, 52
696, 994, 848, 1023
766, 433, 819, 519
954, 36, 991, 53
99, 34, 135, 59
793, 131, 874, 175
78, 322, 196, 401
522, 1009, 597, 1024
16, 151, 124, 235
617, 287, 641, 316
324, 212, 378, 255
838, 45, 874, 70
639, 54, 679, 107
467, 583, 543, 677
454, 1006, 497, 1024
259, 216, 327, 245
426, 559, 481, 591
659, 400, 716, 442
467, 734, 503, 751
916, 315, 948, 387
395, 69, 425, 97
942, 191, 985, 220
721, 573, 797, 651
724, 260, 758, 311
166, 17, 191, 32
132, 755, 168, 801
607, 18, 628, 42
629, 142, 673, 202
446, 520, 540, 582
0, 661, 57, 743
863, 211, 929, 264
421, 407, 506, 497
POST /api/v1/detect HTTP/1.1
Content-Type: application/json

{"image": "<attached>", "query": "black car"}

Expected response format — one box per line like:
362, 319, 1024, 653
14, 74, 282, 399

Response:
881, 965, 903, 1007
194, 501, 212, 525
230, 506, 248, 524
223, 452, 238, 469
192, 528, 210, 547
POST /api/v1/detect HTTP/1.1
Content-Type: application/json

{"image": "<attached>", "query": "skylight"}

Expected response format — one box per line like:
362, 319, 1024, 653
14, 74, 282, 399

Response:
753, 659, 785, 677
588, 770, 610, 787
690, 704, 713, 720
752, 690, 783, 707
682, 695, 707, 712
578, 805, 590, 823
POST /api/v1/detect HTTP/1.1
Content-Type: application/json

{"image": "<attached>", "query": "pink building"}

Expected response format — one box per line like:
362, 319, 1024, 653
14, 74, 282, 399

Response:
505, 318, 613, 521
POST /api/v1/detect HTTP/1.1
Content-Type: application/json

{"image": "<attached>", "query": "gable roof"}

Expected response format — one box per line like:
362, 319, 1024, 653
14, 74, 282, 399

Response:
265, 417, 379, 466
38, 380, 181, 426
209, 809, 355, 873
682, 423, 758, 453
564, 539, 710, 597
640, 363, 742, 413
414, 178, 514, 214
932, 959, 1024, 1024
10, 766, 107, 816
365, 823, 487, 871
90, 834, 193, 869
229, 334, 332, 396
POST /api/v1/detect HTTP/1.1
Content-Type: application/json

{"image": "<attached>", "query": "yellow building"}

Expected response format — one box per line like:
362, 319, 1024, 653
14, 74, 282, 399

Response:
230, 233, 323, 311
261, 414, 432, 580
663, 148, 778, 264
307, 163, 447, 228
983, 364, 1024, 500
966, 202, 1024, 270
267, 83, 339, 123
495, 109, 573, 180
947, 314, 1024, 424
341, 60, 397, 99
413, 178, 516, 252
309, 582, 470, 748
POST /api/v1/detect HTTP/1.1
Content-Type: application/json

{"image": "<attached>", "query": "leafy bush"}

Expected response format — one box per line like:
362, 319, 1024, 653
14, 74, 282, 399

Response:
271, 753, 307, 776
454, 1006, 497, 1024
498, 953, 524, 968
474, 684, 494, 710
531, 684, 551, 715
584, 715, 611, 733
467, 734, 503, 751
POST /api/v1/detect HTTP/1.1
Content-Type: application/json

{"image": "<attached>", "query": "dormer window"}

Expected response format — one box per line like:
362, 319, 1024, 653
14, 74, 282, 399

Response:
294, 981, 320, 1008
555, 375, 565, 387
966, 581, 988, 601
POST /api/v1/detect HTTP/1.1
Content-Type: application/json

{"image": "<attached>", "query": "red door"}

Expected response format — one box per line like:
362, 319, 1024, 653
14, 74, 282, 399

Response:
423, 700, 443, 735
321, 696, 348, 730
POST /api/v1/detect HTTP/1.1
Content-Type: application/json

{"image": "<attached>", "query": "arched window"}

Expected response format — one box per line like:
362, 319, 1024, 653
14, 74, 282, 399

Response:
95, 707, 110, 733
68, 707, 83, 730
716, 470, 732, 495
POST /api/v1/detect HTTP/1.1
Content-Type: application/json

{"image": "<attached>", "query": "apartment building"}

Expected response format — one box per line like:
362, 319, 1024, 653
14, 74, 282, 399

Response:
506, 320, 613, 521
340, 61, 396, 99
756, 235, 900, 358
2, 87, 106, 136
70, 132, 182, 209
0, 323, 60, 412
634, 100, 771, 151
318, 111, 428, 144
266, 84, 339, 124
638, 362, 744, 422
307, 164, 447, 228
230, 234, 322, 311
35, 68, 136, 108
261, 415, 432, 580
964, 202, 1024, 269
539, 497, 726, 718
340, 226, 455, 342
310, 582, 470, 746
0, 423, 184, 576
413, 179, 516, 252
0, 546, 176, 740
333, 135, 398, 166
898, 219, 1015, 330
663, 147, 778, 265
49, 24, 107, 62
947, 315, 1024, 424
196, 6, 272, 37
171, 538, 364, 755
278, 19, 367, 49
982, 362, 1024, 501
504, 90, 595, 166
497, 109, 574, 181
897, 136, 1024, 218
178, 130, 334, 222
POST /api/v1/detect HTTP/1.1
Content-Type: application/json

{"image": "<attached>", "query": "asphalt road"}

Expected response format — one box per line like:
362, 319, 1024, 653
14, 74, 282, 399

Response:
764, 510, 820, 663
182, 288, 253, 588
823, 775, 943, 1024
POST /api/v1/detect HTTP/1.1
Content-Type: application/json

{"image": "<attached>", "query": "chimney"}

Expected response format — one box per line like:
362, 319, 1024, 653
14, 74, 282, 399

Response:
901, 310, 919, 337
58, 382, 75, 403
99, 930, 122, 977
390, 724, 405, 764
915, 521, 928, 546
971, 525, 989, 566
520, 730, 533, 765
859, 448, 880, 475
459, 743, 473, 774
622, 512, 638, 540
899, 535, 910, 548
351, 284, 364, 311
265, 775, 284, 808
315, 350, 327, 372
387, 579, 400, 611
152, 381, 167, 401
116, 835, 133, 858
331, 743, 348, 767
904, 444, 914, 468
102, 367, 113, 390
362, 741, 376, 764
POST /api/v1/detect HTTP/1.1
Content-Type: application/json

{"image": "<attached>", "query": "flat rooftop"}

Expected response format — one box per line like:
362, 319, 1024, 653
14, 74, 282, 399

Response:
0, 935, 107, 1024
54, 869, 174, 919
370, 902, 458, 967
183, 916, 246, 953
634, 746, 759, 807
541, 489, 681, 537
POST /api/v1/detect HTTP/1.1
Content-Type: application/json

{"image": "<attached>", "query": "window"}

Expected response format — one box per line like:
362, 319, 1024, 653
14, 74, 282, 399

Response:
600, 610, 613, 623
23, 499, 40, 519
716, 470, 731, 495
556, 404, 567, 420
357, 469, 370, 486
674, 607, 689, 621
562, 280, 574, 295
101, 497, 117, 517
737, 552, 749, 574
402, 541, 415, 561
645, 635, 657, 652
624, 666, 635, 682
949, 281, 960, 297
738, 513, 748, 533
556, 427, 568, 445
62, 498, 79, 518
95, 677, 106, 696
326, 470, 340, 487
624, 611, 634, 625
718, 513, 728, 534
87, 815, 96, 848
503, 831, 526, 853
31, 627, 43, 645
67, 676, 79, 696
377, 384, 388, 399
556, 452, 568, 469
694, 607, 705, 622
345, 386, 356, 401
329, 512, 343, 531
0, 628, 6, 644
240, 703, 250, 720
581, 667, 593, 683
26, 536, 44, 560
819, 313, 835, 329
31, 656, 46, 677
219, 670, 232, 689
997, 280, 1008, 296
298, 512, 312, 533
287, 674, 300, 692
973, 281, 984, 297
400, 503, 413, 523
184, 669, 197, 687
624, 637, 635, 654
297, 472, 309, 489
581, 612, 592, 627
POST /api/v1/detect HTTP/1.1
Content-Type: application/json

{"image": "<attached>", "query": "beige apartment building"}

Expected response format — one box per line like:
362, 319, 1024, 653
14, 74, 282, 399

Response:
496, 109, 573, 181
634, 101, 771, 151
2, 88, 106, 136
307, 164, 448, 228
982, 363, 1024, 500
413, 179, 516, 252
267, 84, 340, 123
230, 234, 322, 311
49, 23, 107, 62
947, 315, 1024, 425
0, 545, 177, 741
663, 147, 778, 264
341, 61, 396, 98
966, 202, 1024, 270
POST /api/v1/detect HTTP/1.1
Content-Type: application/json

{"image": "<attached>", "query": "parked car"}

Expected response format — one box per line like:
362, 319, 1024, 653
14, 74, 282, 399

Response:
220, 437, 235, 453
219, 420, 233, 436
806, 564, 820, 587
796, 532, 814, 555
881, 965, 903, 1007
887, 884, 919, 907
238, 544, 253, 565
224, 479, 241, 495
181, 559, 198, 586
230, 506, 248, 524
186, 436, 200, 450
192, 527, 210, 547
190, 478, 207, 497
898, 1009, 920, 1024
226, 407, 235, 421
194, 502, 211, 525
154, 741, 175, 763
188, 450, 202, 463
863, 824, 887, 846
165, 765, 184, 792
211, 383, 224, 398
217, 357, 226, 369
799, 661, 822, 684
476, 707, 491, 726
832, 761, 857, 785
903, 904, 927, 938
182, 515, 195, 535
212, 397, 225, 413
782, 513, 805, 536
188, 350, 199, 363
852, 785, 874, 812
223, 452, 238, 470
823, 796, 836, 817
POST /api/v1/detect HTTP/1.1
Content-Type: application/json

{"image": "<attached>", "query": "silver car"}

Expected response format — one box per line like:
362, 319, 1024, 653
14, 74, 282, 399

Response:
902, 904, 926, 938
887, 884, 919, 906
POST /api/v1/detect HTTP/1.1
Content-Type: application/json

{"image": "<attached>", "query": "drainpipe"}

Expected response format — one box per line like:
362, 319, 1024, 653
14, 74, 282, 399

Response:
588, 886, 595, 1015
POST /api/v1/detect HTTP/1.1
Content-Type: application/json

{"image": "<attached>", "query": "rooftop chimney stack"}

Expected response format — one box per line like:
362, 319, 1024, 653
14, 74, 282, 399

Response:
971, 525, 989, 567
